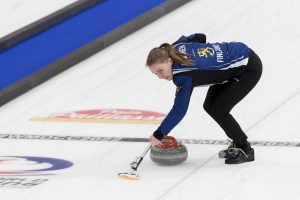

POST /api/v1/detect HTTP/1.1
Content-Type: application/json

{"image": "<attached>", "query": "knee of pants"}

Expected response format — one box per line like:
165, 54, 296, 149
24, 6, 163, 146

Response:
203, 103, 228, 118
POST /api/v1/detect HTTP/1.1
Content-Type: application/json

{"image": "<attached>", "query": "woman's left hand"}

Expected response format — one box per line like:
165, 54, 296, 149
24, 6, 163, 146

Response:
149, 134, 163, 147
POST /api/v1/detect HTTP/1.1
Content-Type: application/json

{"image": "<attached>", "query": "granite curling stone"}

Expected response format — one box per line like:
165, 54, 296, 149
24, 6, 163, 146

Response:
150, 136, 188, 165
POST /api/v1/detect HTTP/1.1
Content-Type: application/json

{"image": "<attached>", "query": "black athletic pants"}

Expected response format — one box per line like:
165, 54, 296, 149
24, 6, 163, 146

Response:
203, 49, 263, 148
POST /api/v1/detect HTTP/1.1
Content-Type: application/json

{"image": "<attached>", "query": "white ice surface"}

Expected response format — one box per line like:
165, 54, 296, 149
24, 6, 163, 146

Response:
1, 0, 300, 199
0, 0, 78, 38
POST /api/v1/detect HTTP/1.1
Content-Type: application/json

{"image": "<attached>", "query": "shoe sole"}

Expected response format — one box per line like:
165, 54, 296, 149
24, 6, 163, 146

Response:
225, 157, 255, 164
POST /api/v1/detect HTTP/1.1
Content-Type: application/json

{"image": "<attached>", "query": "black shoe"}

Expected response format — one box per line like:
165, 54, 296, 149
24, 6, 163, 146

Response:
219, 140, 236, 158
225, 146, 255, 164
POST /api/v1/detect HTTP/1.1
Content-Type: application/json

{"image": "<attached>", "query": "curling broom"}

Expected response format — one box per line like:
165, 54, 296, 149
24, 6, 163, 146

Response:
118, 144, 151, 180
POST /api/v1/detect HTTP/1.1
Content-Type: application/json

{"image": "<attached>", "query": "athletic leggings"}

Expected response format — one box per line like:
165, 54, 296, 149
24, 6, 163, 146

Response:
203, 49, 263, 147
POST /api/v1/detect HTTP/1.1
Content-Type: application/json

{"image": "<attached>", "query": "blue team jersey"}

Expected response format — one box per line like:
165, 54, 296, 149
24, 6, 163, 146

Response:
154, 34, 250, 137
172, 41, 249, 72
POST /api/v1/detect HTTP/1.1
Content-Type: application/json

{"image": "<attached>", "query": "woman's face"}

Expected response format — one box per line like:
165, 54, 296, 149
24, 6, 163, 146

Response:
149, 58, 173, 81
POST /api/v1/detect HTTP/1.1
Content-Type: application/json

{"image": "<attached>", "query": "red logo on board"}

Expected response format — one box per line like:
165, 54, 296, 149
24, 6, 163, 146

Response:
32, 109, 165, 124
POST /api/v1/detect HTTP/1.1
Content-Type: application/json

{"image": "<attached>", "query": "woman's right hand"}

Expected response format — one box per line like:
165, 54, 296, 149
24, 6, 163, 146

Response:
149, 134, 163, 147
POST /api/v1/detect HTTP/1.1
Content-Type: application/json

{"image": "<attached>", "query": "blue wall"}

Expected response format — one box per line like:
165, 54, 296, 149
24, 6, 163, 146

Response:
0, 0, 166, 90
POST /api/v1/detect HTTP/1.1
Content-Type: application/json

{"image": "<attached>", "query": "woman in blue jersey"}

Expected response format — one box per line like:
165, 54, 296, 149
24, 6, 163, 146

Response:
146, 33, 262, 164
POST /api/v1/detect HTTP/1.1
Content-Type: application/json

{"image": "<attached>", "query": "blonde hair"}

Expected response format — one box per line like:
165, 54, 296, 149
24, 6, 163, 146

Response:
146, 43, 194, 67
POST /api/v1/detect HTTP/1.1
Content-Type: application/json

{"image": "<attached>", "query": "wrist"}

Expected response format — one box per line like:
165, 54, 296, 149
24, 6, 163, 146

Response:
153, 129, 164, 141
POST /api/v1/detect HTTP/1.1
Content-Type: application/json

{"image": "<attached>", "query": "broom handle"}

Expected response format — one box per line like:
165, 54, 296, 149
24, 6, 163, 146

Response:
141, 143, 152, 157
130, 143, 151, 171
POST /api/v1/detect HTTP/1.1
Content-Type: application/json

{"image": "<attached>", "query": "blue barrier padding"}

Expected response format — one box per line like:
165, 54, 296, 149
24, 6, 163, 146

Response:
0, 0, 166, 90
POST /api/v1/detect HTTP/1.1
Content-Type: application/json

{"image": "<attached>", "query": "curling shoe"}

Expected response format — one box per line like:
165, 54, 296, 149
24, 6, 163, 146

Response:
225, 143, 254, 164
218, 140, 236, 159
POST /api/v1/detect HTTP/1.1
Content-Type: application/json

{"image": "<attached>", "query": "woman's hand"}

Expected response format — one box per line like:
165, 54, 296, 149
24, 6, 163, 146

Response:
149, 134, 163, 147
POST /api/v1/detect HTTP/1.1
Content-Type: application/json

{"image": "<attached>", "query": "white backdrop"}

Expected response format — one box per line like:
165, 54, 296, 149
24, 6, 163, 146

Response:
0, 0, 77, 38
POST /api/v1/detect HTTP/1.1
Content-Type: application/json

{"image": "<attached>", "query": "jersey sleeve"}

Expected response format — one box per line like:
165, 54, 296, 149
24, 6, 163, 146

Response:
153, 76, 194, 140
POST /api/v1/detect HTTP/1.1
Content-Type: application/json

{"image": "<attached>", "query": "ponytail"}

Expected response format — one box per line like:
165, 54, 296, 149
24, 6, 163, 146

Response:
146, 43, 194, 67
159, 43, 194, 66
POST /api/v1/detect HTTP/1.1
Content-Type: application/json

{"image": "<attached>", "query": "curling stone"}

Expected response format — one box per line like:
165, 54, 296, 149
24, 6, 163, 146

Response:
150, 136, 188, 165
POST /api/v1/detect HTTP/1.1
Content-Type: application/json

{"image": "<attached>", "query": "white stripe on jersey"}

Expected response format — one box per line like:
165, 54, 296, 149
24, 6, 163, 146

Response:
172, 54, 249, 75
208, 55, 248, 69
219, 57, 249, 70
173, 68, 198, 75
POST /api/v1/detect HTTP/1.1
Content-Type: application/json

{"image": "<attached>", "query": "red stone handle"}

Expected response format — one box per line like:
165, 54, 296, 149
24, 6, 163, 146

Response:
157, 136, 180, 148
